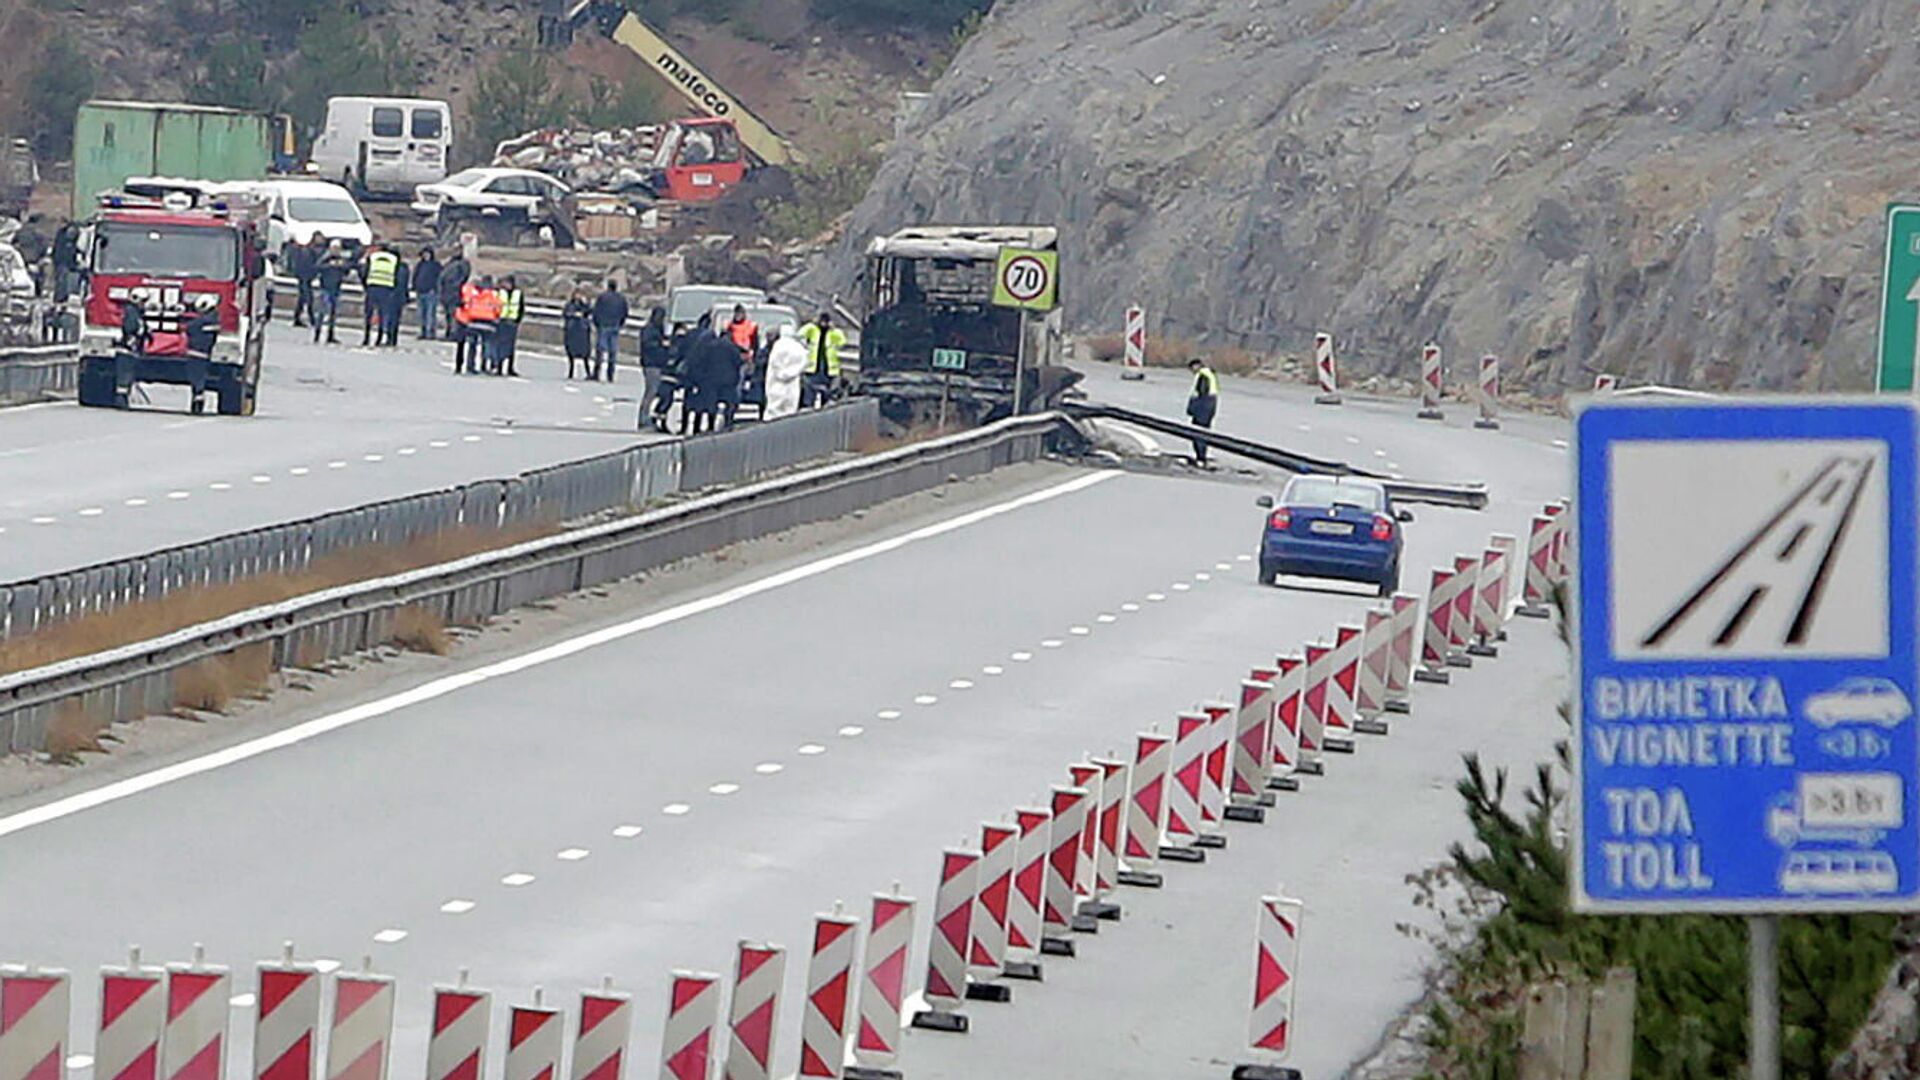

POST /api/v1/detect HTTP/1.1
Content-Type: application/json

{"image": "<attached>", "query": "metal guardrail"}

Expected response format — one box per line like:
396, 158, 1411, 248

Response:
0, 343, 79, 405
0, 409, 1060, 752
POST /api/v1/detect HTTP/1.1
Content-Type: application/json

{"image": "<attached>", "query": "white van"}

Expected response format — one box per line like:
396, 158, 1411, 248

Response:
309, 97, 452, 198
248, 179, 373, 257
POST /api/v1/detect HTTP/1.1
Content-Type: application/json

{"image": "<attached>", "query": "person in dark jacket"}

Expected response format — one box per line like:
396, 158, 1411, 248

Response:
383, 255, 409, 347
675, 313, 713, 434
689, 321, 741, 435
639, 306, 671, 430
590, 279, 629, 382
313, 242, 351, 344
562, 287, 594, 380
287, 236, 322, 327
437, 251, 470, 350
412, 249, 441, 340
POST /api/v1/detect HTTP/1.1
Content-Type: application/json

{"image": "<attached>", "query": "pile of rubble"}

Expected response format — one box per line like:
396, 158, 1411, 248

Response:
492, 126, 664, 195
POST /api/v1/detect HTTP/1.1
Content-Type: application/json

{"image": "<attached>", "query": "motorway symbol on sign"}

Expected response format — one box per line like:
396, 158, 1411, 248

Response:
991, 247, 1058, 312
1574, 399, 1920, 913
932, 348, 966, 371
1876, 204, 1920, 392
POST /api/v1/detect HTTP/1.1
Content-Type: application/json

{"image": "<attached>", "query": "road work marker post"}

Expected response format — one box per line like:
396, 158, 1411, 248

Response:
1545, 501, 1570, 587
1416, 570, 1455, 685
1005, 806, 1053, 975
1417, 343, 1444, 420
98, 949, 164, 1080
1325, 626, 1368, 742
1312, 333, 1341, 405
1068, 761, 1123, 920
658, 973, 720, 1080
1267, 655, 1304, 791
1200, 701, 1234, 843
1474, 354, 1501, 430
1167, 713, 1218, 854
1593, 373, 1617, 393
1447, 555, 1479, 667
1044, 786, 1098, 948
1232, 892, 1304, 1080
0, 965, 69, 1080
426, 974, 490, 1080
915, 849, 980, 1032
849, 888, 913, 1080
799, 905, 859, 1079
253, 943, 320, 1080
726, 942, 786, 1078
162, 947, 229, 1080
327, 962, 394, 1080
1489, 533, 1518, 633
1385, 594, 1419, 712
499, 983, 560, 1080
1300, 643, 1341, 760
573, 979, 632, 1080
1121, 306, 1146, 381
1121, 732, 1172, 887
1518, 515, 1556, 618
1227, 673, 1277, 820
967, 822, 1019, 1001
1355, 610, 1393, 735
1468, 546, 1503, 658
1094, 758, 1129, 898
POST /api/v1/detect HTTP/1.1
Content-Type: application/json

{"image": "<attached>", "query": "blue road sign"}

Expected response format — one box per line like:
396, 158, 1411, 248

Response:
1573, 399, 1920, 913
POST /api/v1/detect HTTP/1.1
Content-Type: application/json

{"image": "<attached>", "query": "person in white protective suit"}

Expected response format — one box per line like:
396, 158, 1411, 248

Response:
763, 324, 808, 419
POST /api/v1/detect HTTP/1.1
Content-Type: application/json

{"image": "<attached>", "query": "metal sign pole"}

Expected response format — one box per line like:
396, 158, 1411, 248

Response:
1749, 915, 1780, 1080
1012, 312, 1027, 416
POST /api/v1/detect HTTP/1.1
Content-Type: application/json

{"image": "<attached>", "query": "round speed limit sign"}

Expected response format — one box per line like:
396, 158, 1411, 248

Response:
1000, 254, 1051, 304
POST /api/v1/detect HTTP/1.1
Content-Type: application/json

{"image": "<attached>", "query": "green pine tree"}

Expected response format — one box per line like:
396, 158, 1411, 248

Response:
26, 28, 96, 158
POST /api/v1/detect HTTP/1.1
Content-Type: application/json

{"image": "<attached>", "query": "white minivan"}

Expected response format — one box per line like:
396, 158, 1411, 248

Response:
309, 97, 452, 198
249, 179, 374, 258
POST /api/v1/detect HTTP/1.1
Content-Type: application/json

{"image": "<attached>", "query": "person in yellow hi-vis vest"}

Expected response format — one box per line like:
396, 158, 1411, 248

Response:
495, 275, 525, 377
1186, 356, 1219, 466
798, 311, 846, 409
361, 242, 399, 347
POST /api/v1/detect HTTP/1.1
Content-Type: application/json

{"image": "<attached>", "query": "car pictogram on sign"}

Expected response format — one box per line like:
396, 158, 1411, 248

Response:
1805, 678, 1913, 729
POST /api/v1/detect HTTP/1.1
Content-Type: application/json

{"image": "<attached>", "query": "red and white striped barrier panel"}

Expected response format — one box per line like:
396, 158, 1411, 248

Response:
1474, 353, 1500, 430
1121, 305, 1146, 381
853, 889, 914, 1071
1490, 533, 1518, 630
1234, 892, 1305, 1080
1518, 514, 1555, 618
1448, 554, 1479, 665
914, 849, 978, 1032
1417, 342, 1443, 420
97, 951, 163, 1080
1044, 785, 1096, 944
1065, 763, 1106, 907
1386, 593, 1419, 711
1467, 545, 1502, 657
1312, 332, 1341, 405
1324, 626, 1365, 744
1166, 712, 1215, 854
726, 942, 786, 1077
1094, 757, 1128, 903
254, 947, 320, 1080
0, 966, 69, 1080
327, 968, 394, 1080
1200, 701, 1233, 842
1355, 609, 1392, 733
659, 972, 721, 1080
1416, 568, 1455, 685
968, 822, 1019, 997
1300, 643, 1335, 759
163, 950, 230, 1080
799, 905, 859, 1079
573, 982, 632, 1080
1546, 501, 1570, 585
1269, 654, 1305, 785
1007, 806, 1054, 965
1121, 731, 1174, 883
503, 991, 560, 1080
1593, 373, 1617, 392
1227, 674, 1276, 822
426, 978, 490, 1080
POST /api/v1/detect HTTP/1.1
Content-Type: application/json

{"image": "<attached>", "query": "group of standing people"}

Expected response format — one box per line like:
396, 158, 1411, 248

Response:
286, 237, 524, 376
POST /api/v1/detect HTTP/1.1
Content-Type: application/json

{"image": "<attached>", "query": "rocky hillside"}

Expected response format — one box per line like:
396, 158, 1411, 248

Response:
823, 0, 1918, 393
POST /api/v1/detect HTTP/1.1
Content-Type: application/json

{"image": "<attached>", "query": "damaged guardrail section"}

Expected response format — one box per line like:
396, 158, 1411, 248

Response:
0, 412, 1066, 753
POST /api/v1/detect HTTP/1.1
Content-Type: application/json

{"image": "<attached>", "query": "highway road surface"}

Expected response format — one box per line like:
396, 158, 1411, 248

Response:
0, 358, 1570, 1077
0, 325, 657, 580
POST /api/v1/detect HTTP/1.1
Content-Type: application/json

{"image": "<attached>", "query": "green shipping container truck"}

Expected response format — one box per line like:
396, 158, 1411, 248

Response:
71, 100, 272, 218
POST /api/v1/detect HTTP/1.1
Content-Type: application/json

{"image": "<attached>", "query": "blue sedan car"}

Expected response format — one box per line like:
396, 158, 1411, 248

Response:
1256, 476, 1411, 595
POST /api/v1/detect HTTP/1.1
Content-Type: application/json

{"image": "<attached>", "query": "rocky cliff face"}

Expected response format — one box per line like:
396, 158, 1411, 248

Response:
825, 0, 1920, 392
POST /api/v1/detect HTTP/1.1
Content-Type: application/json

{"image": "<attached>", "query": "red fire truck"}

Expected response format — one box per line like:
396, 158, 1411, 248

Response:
77, 192, 269, 416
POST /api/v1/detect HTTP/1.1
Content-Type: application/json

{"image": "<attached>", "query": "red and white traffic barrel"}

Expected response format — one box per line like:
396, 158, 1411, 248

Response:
98, 950, 164, 1080
1518, 514, 1555, 618
1006, 806, 1054, 970
1474, 353, 1501, 430
1468, 545, 1502, 658
1448, 554, 1479, 666
0, 965, 69, 1080
1121, 731, 1172, 885
1312, 332, 1341, 405
254, 945, 320, 1080
1044, 785, 1096, 947
659, 972, 721, 1080
967, 821, 1018, 999
1165, 712, 1211, 857
573, 980, 632, 1080
1417, 342, 1443, 420
914, 848, 978, 1032
1355, 609, 1392, 734
1300, 643, 1334, 761
1268, 654, 1305, 787
1234, 892, 1305, 1080
1385, 593, 1419, 711
426, 976, 491, 1080
163, 948, 230, 1080
799, 905, 858, 1079
1199, 701, 1233, 844
1416, 568, 1455, 685
1227, 674, 1276, 822
326, 965, 394, 1080
853, 889, 914, 1072
727, 942, 787, 1078
1324, 626, 1365, 745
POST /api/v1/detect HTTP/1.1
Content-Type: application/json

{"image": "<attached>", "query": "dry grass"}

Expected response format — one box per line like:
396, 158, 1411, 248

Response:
1086, 332, 1263, 374
46, 703, 105, 759
392, 605, 451, 656
171, 644, 274, 715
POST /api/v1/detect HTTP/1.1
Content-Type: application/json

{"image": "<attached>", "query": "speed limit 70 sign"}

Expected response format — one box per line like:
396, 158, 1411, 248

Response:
991, 247, 1059, 312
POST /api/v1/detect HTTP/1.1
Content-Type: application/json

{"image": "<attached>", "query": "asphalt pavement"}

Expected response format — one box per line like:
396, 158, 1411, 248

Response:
0, 324, 658, 580
0, 357, 1571, 1078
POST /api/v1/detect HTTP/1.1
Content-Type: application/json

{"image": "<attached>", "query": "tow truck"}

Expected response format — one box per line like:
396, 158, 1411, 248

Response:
76, 192, 269, 416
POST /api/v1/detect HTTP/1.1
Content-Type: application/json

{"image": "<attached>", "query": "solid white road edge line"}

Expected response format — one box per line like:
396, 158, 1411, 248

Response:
0, 469, 1121, 841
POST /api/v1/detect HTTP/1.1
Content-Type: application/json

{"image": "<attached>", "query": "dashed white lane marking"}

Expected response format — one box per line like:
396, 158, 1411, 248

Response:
1194, 572, 1211, 581
1041, 639, 1064, 648
440, 899, 476, 914
1215, 562, 1232, 570
290, 467, 310, 476
0, 470, 1123, 841
462, 435, 482, 442
1345, 435, 1361, 444
613, 824, 645, 838
78, 508, 103, 517
1096, 614, 1116, 623
557, 847, 591, 860
1297, 423, 1312, 432
328, 461, 347, 469
501, 873, 535, 886
838, 725, 864, 737
877, 709, 902, 720
66, 1056, 94, 1070
798, 744, 826, 756
229, 994, 257, 1009
708, 783, 740, 796
1121, 603, 1140, 612
363, 454, 384, 463
398, 447, 417, 456
949, 679, 974, 690
982, 665, 1004, 676
209, 482, 232, 491
1236, 554, 1252, 562
753, 763, 783, 775
1552, 439, 1570, 450
1387, 462, 1401, 471
663, 803, 692, 815
1147, 592, 1166, 602
251, 475, 272, 484
1010, 651, 1033, 662
914, 694, 938, 705
313, 959, 343, 974
30, 516, 55, 525
580, 416, 601, 424
494, 429, 515, 437
372, 928, 408, 943
1373, 449, 1387, 457
1069, 626, 1091, 636
166, 491, 190, 500
565, 386, 581, 394
124, 498, 147, 507
429, 440, 450, 448
1172, 583, 1192, 591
